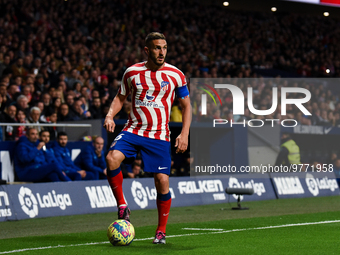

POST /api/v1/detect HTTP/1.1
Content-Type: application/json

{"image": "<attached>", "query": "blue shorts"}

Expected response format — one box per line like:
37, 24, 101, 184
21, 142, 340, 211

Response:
109, 131, 171, 175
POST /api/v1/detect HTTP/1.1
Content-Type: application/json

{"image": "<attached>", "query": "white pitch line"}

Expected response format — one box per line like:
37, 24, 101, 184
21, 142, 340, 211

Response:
1, 219, 339, 254
182, 228, 225, 231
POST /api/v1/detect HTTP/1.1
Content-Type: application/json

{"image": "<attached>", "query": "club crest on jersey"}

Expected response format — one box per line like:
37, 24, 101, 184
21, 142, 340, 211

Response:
161, 81, 170, 91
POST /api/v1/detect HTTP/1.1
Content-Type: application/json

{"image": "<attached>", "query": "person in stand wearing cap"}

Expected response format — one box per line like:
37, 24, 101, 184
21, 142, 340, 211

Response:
97, 75, 109, 102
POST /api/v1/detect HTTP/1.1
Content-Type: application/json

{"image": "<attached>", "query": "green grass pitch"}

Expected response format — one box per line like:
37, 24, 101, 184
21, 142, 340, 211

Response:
0, 195, 339, 254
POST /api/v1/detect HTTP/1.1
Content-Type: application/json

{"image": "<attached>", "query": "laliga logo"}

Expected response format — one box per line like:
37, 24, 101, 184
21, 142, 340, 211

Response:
200, 84, 312, 127
305, 173, 319, 196
228, 177, 266, 200
131, 181, 148, 209
18, 187, 39, 218
305, 173, 338, 196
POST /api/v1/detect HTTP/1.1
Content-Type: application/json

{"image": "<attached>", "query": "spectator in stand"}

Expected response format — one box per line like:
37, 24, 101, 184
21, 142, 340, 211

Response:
109, 79, 119, 100
80, 86, 90, 111
47, 60, 59, 88
0, 84, 8, 111
21, 85, 32, 104
2, 105, 17, 141
89, 97, 103, 119
74, 136, 107, 180
68, 69, 82, 90
41, 92, 52, 110
15, 95, 30, 117
34, 74, 48, 98
14, 109, 27, 141
79, 95, 89, 112
11, 57, 27, 77
45, 97, 61, 116
27, 106, 44, 132
89, 70, 99, 88
14, 76, 23, 88
13, 128, 70, 182
70, 99, 91, 120
7, 84, 19, 103
91, 89, 100, 101
96, 75, 109, 98
45, 112, 58, 141
57, 81, 66, 102
57, 72, 69, 89
125, 162, 142, 179
0, 54, 11, 77
34, 101, 45, 120
58, 103, 72, 121
66, 94, 75, 109
73, 82, 82, 98
53, 131, 94, 180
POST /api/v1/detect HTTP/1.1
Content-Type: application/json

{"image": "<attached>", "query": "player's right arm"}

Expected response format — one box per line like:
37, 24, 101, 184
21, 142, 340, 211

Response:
103, 93, 129, 133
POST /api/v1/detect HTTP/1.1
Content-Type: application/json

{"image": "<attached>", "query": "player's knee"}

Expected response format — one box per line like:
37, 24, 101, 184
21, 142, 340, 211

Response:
106, 151, 121, 170
154, 174, 169, 193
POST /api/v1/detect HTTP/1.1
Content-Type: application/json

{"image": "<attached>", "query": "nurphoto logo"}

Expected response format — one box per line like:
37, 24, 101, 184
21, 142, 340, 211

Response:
199, 83, 311, 128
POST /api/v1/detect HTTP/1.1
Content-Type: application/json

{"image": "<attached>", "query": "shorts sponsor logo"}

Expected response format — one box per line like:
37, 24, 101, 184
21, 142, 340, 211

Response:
273, 177, 304, 195
85, 185, 117, 208
18, 187, 72, 218
305, 173, 339, 196
0, 191, 12, 217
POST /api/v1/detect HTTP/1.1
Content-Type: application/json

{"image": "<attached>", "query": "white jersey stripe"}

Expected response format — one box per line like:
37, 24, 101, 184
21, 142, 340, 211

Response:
144, 71, 156, 139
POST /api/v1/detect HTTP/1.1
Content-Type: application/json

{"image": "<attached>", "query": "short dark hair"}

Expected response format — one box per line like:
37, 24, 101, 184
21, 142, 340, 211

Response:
57, 131, 68, 139
39, 130, 50, 136
145, 32, 166, 47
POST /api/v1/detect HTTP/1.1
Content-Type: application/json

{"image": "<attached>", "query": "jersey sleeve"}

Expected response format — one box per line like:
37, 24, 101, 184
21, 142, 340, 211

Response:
176, 70, 187, 88
119, 69, 131, 96
174, 69, 189, 98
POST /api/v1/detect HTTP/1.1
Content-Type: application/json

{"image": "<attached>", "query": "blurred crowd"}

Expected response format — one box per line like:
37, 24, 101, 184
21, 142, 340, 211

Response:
1, 0, 340, 177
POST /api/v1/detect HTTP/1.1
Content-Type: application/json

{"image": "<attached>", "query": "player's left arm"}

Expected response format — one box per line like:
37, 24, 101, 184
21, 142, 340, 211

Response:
175, 96, 191, 153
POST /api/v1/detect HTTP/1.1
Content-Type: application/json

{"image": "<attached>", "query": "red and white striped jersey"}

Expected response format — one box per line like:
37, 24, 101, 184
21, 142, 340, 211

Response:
119, 62, 187, 141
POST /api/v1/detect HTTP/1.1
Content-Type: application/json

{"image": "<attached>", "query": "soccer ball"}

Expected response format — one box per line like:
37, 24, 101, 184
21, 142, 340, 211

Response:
107, 220, 135, 246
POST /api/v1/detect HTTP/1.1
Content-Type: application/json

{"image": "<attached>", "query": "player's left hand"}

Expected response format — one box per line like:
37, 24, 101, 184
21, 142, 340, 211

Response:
175, 133, 188, 154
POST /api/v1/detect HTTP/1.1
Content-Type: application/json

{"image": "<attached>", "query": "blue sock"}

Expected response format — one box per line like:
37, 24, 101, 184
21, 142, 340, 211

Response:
107, 167, 121, 177
157, 192, 171, 201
